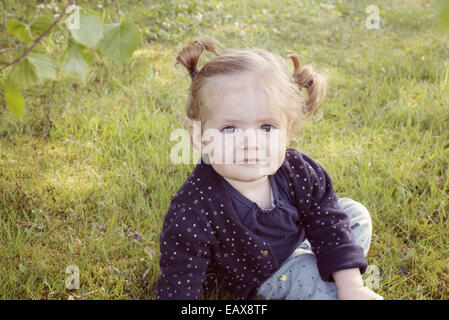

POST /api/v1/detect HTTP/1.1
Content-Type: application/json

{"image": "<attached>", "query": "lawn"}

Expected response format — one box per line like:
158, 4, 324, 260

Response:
0, 0, 448, 300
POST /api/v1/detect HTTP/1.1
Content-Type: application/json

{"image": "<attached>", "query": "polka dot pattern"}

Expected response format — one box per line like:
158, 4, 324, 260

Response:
156, 147, 366, 299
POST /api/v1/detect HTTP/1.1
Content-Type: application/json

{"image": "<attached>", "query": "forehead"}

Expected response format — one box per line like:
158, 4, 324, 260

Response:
204, 75, 284, 124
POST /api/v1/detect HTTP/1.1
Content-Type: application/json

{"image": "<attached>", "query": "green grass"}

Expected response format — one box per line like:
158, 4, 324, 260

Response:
1, 0, 448, 300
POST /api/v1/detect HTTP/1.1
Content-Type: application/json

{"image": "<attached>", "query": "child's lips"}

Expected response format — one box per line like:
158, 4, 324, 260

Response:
235, 158, 257, 164
236, 158, 269, 165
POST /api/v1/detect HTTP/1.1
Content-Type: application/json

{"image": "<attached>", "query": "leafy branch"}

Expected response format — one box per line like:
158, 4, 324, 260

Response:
0, 0, 77, 73
1, 1, 142, 120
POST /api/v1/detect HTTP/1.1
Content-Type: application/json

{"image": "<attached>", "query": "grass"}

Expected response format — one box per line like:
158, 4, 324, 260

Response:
0, 0, 448, 300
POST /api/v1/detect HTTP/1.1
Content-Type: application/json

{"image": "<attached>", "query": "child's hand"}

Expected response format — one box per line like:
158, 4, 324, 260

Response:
333, 268, 383, 300
337, 286, 383, 300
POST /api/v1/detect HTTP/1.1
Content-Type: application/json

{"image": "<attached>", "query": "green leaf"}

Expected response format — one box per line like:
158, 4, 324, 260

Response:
70, 13, 103, 47
98, 21, 141, 63
30, 16, 54, 37
60, 38, 94, 80
27, 52, 57, 81
3, 81, 25, 119
7, 58, 39, 89
7, 19, 33, 43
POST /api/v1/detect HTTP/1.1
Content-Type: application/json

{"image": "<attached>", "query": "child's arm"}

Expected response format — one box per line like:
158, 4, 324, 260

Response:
156, 201, 214, 299
297, 152, 381, 299
288, 149, 368, 283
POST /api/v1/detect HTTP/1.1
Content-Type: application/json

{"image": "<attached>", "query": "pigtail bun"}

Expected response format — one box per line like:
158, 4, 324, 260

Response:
287, 54, 327, 116
176, 39, 220, 79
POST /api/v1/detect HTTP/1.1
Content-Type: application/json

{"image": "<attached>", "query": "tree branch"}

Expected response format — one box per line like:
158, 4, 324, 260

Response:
0, 0, 78, 72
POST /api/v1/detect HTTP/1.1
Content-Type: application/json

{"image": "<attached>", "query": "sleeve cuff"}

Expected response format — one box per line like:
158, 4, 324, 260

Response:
317, 244, 368, 282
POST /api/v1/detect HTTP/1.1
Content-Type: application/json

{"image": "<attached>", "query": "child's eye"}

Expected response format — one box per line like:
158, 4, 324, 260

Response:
260, 124, 274, 132
221, 126, 236, 134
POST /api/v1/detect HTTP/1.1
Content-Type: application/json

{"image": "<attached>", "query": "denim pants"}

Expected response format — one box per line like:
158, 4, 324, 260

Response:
257, 197, 381, 300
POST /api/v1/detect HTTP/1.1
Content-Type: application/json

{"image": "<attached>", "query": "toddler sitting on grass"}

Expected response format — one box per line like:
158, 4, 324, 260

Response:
156, 38, 383, 300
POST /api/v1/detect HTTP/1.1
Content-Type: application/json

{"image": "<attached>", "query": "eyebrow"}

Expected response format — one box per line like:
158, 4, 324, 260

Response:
220, 118, 281, 125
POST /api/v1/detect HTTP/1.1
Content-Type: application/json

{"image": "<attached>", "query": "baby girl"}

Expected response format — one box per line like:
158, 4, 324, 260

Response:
156, 39, 382, 300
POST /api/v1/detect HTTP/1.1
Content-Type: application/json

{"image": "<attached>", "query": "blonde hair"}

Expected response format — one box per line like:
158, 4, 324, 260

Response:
175, 38, 327, 137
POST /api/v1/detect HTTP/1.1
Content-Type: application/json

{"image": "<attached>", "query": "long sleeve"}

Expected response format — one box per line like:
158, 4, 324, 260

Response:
156, 200, 215, 299
289, 150, 368, 281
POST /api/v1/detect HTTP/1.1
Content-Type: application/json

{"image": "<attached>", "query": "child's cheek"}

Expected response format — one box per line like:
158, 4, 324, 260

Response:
260, 130, 281, 163
202, 133, 236, 165
222, 135, 235, 164
266, 131, 287, 174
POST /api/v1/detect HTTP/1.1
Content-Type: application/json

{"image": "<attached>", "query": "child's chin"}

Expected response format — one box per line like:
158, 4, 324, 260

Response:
231, 165, 273, 180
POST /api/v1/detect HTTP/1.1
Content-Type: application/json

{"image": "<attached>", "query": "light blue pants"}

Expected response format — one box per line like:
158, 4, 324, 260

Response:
257, 197, 380, 300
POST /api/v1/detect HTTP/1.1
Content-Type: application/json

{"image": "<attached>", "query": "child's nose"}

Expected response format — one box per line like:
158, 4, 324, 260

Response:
238, 129, 259, 150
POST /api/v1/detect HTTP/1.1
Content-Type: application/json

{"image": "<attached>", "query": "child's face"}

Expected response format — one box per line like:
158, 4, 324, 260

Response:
199, 77, 289, 182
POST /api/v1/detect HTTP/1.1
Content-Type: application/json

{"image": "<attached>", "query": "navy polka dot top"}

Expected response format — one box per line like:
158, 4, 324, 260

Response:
218, 168, 306, 265
156, 147, 367, 300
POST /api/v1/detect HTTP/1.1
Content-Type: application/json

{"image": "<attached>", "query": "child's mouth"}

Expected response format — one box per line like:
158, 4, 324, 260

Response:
236, 158, 258, 164
236, 158, 270, 166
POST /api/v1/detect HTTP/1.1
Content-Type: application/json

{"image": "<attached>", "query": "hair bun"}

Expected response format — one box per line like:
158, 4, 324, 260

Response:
176, 39, 220, 80
287, 54, 327, 116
